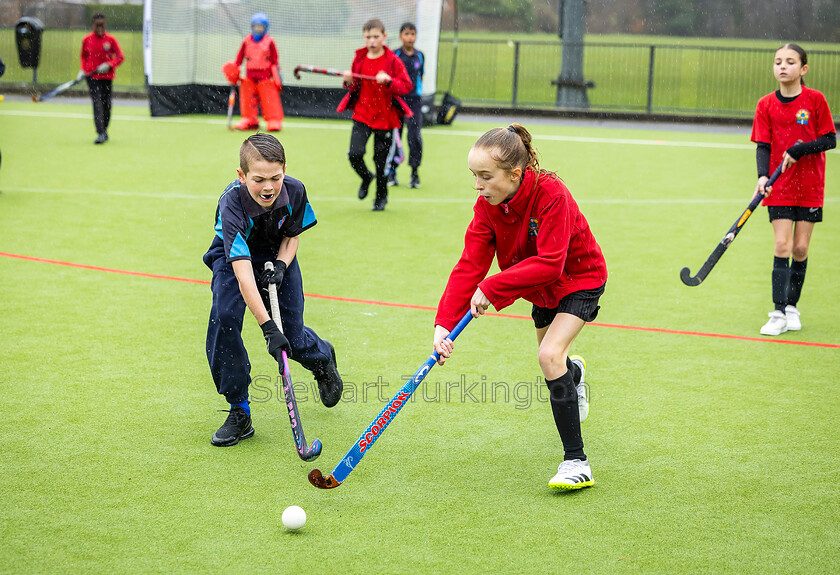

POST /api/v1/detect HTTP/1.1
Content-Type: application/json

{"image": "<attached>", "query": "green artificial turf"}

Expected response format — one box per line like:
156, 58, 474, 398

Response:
0, 100, 838, 573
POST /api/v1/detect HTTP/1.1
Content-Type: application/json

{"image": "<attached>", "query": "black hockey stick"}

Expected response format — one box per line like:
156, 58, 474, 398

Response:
32, 74, 87, 102
680, 164, 783, 286
265, 262, 322, 461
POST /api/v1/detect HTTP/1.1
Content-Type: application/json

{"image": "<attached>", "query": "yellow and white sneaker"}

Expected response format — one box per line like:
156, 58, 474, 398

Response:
549, 459, 594, 491
569, 355, 588, 423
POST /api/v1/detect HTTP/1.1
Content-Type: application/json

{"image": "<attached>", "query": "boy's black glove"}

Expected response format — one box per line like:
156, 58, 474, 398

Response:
260, 319, 292, 365
260, 260, 287, 287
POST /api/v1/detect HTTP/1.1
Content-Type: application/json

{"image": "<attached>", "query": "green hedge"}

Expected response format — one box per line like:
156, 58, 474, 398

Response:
84, 4, 143, 31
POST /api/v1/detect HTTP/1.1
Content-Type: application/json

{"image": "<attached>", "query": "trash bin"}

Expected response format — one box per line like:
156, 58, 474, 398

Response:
16, 17, 45, 73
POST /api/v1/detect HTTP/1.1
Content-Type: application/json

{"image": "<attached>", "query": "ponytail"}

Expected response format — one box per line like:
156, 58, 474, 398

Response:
474, 123, 539, 174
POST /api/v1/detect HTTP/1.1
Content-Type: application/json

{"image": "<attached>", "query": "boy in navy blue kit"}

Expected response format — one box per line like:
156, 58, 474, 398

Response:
203, 133, 342, 446
389, 22, 424, 189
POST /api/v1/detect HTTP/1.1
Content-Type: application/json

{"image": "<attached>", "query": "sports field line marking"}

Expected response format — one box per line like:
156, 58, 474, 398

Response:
2, 250, 837, 349
6, 187, 838, 206
6, 108, 838, 154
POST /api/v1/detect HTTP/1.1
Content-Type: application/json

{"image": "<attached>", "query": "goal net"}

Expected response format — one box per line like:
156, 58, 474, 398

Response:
143, 0, 442, 117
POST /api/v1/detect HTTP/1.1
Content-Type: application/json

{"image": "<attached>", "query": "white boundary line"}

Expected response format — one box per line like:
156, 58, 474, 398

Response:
4, 186, 837, 204
4, 108, 839, 154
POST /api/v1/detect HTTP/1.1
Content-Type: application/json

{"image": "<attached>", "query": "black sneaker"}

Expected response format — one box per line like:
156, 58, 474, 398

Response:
211, 405, 255, 446
94, 133, 106, 145
314, 342, 343, 407
409, 173, 420, 188
387, 171, 398, 187
358, 171, 374, 199
372, 199, 387, 211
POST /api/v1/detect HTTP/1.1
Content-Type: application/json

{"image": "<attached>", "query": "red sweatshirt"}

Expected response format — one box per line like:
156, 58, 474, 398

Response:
435, 168, 608, 331
336, 46, 413, 130
80, 32, 124, 80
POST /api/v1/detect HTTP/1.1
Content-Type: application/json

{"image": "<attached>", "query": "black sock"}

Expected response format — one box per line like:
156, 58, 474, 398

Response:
772, 256, 790, 311
412, 167, 418, 176
566, 357, 581, 385
545, 371, 585, 461
788, 258, 808, 306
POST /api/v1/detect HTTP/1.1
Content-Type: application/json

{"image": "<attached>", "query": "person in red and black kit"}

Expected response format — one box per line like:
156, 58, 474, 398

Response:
751, 43, 835, 336
338, 18, 412, 211
433, 124, 607, 491
79, 13, 124, 144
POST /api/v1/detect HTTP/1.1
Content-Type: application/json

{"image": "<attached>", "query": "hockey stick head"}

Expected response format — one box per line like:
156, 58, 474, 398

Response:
302, 438, 322, 462
680, 266, 702, 286
293, 66, 303, 80
31, 93, 40, 103
308, 468, 341, 489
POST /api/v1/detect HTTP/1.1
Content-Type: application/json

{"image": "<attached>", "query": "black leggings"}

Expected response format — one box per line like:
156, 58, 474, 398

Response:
87, 78, 112, 135
348, 121, 393, 202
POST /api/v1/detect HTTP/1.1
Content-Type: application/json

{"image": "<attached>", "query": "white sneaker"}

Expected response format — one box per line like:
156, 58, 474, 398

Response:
760, 310, 788, 336
784, 305, 801, 331
569, 355, 588, 423
549, 459, 594, 491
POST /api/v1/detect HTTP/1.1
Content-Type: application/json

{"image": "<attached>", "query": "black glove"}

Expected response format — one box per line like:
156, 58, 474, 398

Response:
260, 260, 287, 288
260, 319, 291, 364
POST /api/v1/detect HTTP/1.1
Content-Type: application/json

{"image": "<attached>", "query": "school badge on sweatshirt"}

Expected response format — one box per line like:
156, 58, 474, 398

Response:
528, 217, 539, 237
795, 109, 810, 125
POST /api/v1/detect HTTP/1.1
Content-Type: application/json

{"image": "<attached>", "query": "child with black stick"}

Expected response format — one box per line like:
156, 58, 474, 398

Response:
751, 43, 835, 335
338, 18, 413, 211
433, 124, 607, 490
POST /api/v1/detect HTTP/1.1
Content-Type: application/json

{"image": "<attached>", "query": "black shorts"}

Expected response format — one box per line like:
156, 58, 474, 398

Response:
768, 206, 823, 222
532, 283, 606, 329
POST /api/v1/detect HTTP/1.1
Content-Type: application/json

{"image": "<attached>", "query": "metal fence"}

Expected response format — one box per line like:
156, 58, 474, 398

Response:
437, 38, 840, 118
2, 28, 839, 119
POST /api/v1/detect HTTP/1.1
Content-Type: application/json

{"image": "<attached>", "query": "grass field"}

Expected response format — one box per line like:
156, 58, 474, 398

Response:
1, 99, 839, 573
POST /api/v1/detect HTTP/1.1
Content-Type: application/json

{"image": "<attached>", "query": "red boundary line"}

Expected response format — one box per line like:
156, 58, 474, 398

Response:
2, 251, 838, 349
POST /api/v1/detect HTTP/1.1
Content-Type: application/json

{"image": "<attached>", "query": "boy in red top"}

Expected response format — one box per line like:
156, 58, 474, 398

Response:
434, 124, 607, 491
227, 13, 284, 132
751, 43, 835, 335
338, 18, 412, 211
78, 13, 124, 144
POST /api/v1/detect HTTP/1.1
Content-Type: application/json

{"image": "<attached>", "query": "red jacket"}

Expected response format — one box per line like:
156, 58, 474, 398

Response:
235, 34, 279, 82
337, 46, 413, 129
80, 32, 124, 80
435, 168, 608, 331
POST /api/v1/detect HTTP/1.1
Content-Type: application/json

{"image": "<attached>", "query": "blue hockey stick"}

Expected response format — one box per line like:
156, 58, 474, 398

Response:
308, 309, 473, 489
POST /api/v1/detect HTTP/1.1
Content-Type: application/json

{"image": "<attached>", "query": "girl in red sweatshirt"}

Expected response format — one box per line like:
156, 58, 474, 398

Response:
433, 124, 607, 491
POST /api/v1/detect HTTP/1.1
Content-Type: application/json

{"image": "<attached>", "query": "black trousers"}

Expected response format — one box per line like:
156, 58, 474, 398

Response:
348, 120, 393, 203
399, 97, 423, 169
86, 78, 112, 135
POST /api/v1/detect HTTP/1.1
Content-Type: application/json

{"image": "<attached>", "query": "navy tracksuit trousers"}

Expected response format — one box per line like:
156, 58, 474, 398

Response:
204, 250, 333, 404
